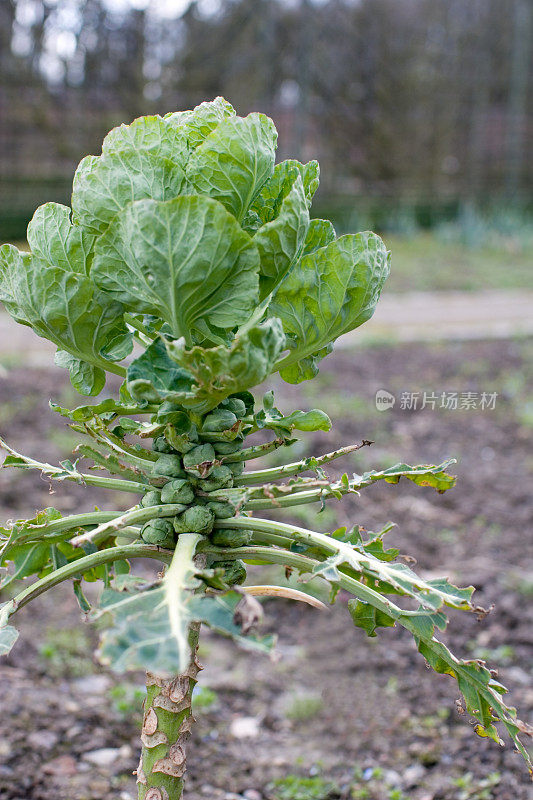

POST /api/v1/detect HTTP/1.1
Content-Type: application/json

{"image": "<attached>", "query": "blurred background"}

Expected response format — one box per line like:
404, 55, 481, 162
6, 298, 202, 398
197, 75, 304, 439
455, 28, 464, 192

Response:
1, 0, 532, 294
1, 3, 532, 799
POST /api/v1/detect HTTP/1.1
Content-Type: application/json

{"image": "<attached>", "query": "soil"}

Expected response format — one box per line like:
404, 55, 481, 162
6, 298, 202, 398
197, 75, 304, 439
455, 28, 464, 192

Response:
0, 338, 532, 800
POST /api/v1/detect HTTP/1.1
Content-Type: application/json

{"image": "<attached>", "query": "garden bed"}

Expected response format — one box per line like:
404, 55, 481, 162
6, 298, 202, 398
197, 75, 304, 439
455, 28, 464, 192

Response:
0, 337, 531, 800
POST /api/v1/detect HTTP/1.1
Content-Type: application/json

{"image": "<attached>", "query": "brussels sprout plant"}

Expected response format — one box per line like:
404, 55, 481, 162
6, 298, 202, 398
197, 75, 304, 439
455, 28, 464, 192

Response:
0, 98, 530, 798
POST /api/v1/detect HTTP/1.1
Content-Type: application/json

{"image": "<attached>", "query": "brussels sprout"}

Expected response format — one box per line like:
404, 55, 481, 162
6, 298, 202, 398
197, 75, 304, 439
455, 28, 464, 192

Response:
207, 500, 238, 519
160, 478, 195, 505
228, 460, 245, 477
153, 435, 173, 454
221, 397, 247, 418
152, 454, 185, 478
213, 439, 243, 455
141, 518, 175, 547
210, 528, 252, 548
230, 391, 255, 416
183, 443, 216, 477
140, 489, 162, 507
202, 409, 237, 433
214, 559, 247, 585
173, 505, 215, 534
194, 465, 233, 492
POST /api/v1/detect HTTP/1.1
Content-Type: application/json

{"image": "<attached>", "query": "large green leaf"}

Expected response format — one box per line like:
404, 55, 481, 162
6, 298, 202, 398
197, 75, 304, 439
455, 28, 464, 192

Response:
27, 202, 95, 275
92, 195, 260, 340
165, 96, 236, 149
71, 150, 185, 235
186, 113, 277, 222
102, 114, 188, 164
0, 245, 131, 393
95, 534, 273, 674
254, 175, 310, 301
270, 232, 390, 383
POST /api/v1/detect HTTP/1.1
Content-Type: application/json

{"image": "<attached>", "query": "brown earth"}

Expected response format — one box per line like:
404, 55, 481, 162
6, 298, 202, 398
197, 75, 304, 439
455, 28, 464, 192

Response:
0, 337, 532, 800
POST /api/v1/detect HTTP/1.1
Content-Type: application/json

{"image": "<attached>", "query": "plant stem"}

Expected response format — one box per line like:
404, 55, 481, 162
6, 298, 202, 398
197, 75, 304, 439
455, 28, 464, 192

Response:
137, 624, 201, 800
0, 436, 149, 493
124, 312, 157, 342
219, 437, 286, 464
243, 486, 332, 510
0, 543, 172, 623
71, 504, 187, 547
234, 441, 371, 485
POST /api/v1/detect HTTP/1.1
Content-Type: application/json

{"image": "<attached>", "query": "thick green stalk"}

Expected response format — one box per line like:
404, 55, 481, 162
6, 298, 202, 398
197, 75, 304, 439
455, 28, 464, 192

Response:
137, 624, 201, 800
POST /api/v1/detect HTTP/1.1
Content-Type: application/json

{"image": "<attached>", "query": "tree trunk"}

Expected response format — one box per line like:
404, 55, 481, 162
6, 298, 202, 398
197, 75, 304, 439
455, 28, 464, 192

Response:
137, 624, 201, 800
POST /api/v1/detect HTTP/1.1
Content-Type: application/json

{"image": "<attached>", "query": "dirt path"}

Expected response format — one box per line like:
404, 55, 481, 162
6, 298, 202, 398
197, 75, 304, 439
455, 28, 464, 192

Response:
343, 289, 533, 344
0, 290, 532, 367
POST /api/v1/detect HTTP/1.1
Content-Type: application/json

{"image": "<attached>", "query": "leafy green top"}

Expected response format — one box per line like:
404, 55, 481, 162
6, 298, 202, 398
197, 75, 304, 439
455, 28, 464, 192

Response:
0, 97, 390, 406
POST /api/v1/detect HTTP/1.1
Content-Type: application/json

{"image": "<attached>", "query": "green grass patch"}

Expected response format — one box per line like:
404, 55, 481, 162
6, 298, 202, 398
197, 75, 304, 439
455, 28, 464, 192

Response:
268, 775, 339, 799
383, 232, 533, 293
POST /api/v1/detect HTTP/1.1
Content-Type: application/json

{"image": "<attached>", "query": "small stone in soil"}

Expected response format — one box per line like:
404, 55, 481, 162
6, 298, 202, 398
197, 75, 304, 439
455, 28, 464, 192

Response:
230, 716, 260, 739
403, 763, 426, 787
72, 674, 111, 694
28, 729, 59, 750
42, 755, 78, 776
243, 791, 262, 800
82, 746, 130, 768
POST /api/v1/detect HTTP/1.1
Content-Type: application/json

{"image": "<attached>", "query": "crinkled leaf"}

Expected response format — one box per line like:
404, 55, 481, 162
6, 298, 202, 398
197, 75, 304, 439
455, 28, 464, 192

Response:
0, 542, 51, 590
307, 524, 474, 615
0, 246, 131, 393
54, 350, 106, 396
165, 96, 236, 149
97, 586, 273, 675
0, 507, 62, 551
127, 339, 194, 404
255, 406, 331, 434
102, 114, 188, 164
165, 318, 286, 413
350, 601, 396, 637
0, 623, 19, 656
71, 150, 185, 235
186, 113, 277, 222
50, 397, 153, 422
348, 596, 532, 769
0, 244, 31, 325
301, 219, 336, 256
95, 537, 272, 674
254, 175, 310, 301
93, 195, 259, 339
27, 202, 95, 275
250, 159, 320, 225
353, 460, 457, 493
270, 232, 390, 383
